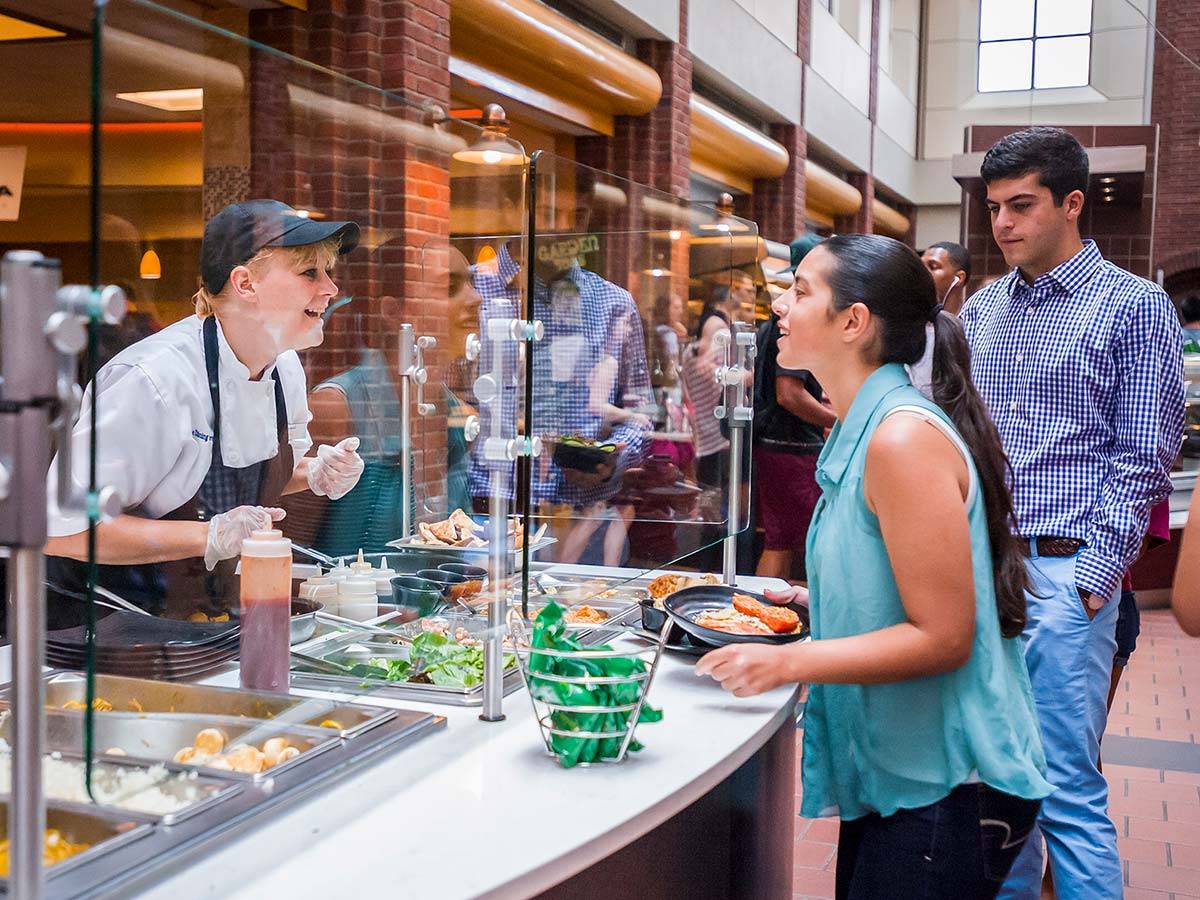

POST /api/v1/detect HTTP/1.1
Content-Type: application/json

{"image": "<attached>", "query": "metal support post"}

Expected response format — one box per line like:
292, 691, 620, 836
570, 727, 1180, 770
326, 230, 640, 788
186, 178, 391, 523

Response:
0, 251, 126, 900
397, 324, 436, 539
713, 325, 756, 587
475, 317, 542, 722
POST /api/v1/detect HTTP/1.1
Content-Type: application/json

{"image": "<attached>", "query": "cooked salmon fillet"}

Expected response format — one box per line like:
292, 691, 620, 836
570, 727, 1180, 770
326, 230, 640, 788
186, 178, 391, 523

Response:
732, 593, 800, 634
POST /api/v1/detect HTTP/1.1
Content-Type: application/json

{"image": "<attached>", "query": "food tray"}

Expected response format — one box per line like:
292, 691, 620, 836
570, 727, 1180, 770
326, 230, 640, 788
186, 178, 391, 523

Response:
384, 533, 557, 557
18, 672, 395, 739
0, 712, 241, 824
289, 619, 525, 707
0, 798, 154, 886
24, 707, 341, 785
289, 597, 642, 706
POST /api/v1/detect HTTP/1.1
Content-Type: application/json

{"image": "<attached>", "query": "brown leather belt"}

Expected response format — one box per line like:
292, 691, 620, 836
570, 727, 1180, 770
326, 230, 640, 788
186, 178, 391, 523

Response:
1019, 537, 1085, 558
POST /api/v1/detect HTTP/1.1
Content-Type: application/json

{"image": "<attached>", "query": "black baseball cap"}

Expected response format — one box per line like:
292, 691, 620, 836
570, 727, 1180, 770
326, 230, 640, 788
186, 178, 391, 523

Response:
200, 199, 361, 294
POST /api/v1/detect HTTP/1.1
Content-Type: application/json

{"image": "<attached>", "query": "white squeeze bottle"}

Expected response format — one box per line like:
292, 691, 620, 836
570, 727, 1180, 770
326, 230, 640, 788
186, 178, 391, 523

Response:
239, 529, 292, 693
338, 575, 377, 622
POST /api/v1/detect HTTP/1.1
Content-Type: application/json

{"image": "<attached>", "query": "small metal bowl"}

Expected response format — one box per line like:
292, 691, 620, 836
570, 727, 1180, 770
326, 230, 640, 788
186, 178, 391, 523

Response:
390, 575, 444, 619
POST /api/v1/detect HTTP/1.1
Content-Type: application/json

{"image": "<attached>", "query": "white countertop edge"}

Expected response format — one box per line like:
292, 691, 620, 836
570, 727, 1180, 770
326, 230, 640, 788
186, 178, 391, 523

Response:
481, 684, 800, 900
2, 566, 800, 899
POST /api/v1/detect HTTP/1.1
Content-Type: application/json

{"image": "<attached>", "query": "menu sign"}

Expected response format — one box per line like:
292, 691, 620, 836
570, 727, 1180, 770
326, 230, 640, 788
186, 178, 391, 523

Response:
0, 146, 27, 221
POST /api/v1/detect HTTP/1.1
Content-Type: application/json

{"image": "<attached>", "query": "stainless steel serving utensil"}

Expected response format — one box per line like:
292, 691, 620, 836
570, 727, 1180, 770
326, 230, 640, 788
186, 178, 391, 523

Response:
289, 650, 356, 676
48, 581, 153, 617
291, 543, 337, 568
314, 611, 412, 642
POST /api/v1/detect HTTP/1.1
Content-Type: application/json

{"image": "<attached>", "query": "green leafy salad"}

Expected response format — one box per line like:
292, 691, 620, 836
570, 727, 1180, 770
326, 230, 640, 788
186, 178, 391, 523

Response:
348, 630, 515, 689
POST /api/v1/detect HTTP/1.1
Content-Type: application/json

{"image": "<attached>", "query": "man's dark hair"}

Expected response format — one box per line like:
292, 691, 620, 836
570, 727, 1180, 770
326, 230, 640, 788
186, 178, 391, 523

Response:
980, 126, 1090, 205
1181, 295, 1200, 324
928, 240, 972, 281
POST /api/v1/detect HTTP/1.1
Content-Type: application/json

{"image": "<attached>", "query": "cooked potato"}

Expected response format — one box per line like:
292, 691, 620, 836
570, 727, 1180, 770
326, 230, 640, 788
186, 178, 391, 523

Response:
261, 737, 289, 767
193, 728, 226, 756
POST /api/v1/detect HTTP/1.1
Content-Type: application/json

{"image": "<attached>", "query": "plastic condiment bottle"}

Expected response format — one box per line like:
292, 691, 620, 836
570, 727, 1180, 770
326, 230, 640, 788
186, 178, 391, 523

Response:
349, 548, 373, 577
372, 556, 398, 598
299, 574, 339, 616
239, 529, 292, 693
338, 575, 377, 622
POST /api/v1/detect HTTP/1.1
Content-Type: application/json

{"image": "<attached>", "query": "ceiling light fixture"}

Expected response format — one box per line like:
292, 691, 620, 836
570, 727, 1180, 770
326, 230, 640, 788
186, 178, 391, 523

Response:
139, 249, 161, 280
451, 104, 526, 167
116, 88, 203, 112
699, 192, 751, 234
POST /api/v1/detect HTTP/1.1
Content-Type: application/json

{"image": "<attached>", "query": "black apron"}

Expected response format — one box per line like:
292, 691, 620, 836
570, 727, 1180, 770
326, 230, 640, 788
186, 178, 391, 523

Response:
44, 316, 296, 628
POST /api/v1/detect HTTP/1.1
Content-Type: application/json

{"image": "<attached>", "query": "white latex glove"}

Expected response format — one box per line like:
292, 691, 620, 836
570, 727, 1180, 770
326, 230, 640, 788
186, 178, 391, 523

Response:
205, 505, 286, 571
307, 436, 364, 501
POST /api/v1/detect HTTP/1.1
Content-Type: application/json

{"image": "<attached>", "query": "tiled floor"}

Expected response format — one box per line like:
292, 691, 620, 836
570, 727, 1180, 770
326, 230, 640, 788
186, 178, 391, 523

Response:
793, 610, 1200, 899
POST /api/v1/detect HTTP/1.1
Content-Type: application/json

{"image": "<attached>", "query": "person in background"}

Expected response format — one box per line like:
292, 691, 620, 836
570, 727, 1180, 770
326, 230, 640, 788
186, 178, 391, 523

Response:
1180, 294, 1200, 347
753, 234, 836, 581
699, 234, 1052, 898
1107, 500, 1171, 714
681, 282, 735, 486
921, 241, 971, 315
695, 268, 756, 356
960, 127, 1184, 900
1171, 486, 1200, 637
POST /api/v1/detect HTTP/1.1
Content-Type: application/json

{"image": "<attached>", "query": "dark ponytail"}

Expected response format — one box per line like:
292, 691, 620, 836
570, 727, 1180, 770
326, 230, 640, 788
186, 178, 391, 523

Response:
822, 234, 1029, 638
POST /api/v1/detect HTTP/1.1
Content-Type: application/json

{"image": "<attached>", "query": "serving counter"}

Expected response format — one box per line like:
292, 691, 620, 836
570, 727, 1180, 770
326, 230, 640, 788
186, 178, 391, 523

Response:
8, 570, 800, 900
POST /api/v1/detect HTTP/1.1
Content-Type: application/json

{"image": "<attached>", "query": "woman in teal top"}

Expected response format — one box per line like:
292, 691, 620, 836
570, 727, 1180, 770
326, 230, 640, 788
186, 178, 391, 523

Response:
697, 235, 1052, 899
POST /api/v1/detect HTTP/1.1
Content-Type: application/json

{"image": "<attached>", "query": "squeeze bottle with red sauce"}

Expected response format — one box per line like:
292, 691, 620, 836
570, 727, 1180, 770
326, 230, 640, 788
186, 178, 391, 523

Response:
239, 528, 292, 692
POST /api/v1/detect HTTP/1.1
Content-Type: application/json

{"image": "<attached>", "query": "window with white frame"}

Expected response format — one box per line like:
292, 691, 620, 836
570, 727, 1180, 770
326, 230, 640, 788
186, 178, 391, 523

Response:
977, 0, 1092, 93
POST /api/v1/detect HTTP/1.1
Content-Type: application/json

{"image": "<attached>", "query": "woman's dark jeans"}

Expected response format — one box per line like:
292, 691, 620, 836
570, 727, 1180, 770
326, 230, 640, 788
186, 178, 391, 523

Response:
835, 783, 1042, 900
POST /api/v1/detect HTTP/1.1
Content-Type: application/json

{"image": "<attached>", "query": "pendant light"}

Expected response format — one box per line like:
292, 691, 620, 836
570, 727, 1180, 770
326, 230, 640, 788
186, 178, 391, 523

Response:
452, 104, 526, 167
139, 249, 161, 280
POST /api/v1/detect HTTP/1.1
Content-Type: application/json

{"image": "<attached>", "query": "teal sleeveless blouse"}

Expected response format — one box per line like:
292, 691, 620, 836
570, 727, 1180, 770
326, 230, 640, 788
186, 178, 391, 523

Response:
800, 364, 1053, 820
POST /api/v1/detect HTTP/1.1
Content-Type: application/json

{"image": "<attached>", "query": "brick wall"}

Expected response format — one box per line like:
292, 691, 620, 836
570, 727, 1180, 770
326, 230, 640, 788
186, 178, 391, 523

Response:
752, 124, 807, 244
248, 0, 452, 537
575, 1, 692, 298
962, 125, 1158, 283
1151, 0, 1200, 293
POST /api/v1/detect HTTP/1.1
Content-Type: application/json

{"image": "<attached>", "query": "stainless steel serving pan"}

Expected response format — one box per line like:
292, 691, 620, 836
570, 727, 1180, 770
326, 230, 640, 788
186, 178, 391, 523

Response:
289, 625, 525, 706
289, 596, 642, 705
0, 713, 241, 824
0, 798, 154, 887
8, 672, 396, 738
6, 706, 340, 785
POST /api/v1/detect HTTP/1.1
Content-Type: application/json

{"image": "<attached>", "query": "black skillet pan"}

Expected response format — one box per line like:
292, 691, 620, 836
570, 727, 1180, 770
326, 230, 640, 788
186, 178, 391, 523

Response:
664, 585, 810, 648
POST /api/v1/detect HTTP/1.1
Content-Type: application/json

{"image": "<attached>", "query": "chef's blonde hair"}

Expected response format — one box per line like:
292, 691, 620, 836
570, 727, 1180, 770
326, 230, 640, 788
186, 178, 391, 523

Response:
194, 236, 342, 318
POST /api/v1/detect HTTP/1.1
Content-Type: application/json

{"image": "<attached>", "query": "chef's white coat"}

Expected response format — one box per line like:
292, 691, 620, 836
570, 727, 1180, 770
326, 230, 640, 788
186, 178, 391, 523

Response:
47, 315, 313, 536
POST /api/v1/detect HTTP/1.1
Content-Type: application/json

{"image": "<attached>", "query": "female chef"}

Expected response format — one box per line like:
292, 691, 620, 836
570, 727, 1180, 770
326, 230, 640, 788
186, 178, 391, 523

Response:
44, 200, 365, 622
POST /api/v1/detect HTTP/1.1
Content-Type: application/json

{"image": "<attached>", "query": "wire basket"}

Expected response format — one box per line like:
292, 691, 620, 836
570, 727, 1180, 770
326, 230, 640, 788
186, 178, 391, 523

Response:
509, 613, 669, 767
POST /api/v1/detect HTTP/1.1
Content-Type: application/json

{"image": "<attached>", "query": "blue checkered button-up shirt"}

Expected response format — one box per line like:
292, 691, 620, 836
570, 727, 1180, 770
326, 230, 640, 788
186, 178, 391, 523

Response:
961, 240, 1184, 600
468, 244, 653, 507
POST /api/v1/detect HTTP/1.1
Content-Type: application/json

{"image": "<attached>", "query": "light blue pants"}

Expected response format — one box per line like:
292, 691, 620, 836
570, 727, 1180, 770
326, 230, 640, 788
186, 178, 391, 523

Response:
998, 550, 1122, 900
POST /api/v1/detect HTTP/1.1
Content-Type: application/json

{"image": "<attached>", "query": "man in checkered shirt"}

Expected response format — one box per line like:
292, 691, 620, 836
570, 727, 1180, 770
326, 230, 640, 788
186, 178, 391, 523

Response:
468, 243, 653, 543
961, 127, 1184, 900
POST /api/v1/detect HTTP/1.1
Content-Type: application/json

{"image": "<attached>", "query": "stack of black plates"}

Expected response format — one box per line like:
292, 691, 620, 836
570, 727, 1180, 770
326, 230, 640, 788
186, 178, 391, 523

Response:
45, 612, 240, 681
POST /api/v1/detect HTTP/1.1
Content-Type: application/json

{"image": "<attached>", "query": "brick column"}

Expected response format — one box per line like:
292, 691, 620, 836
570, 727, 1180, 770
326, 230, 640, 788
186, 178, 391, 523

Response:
576, 2, 691, 297
249, 0, 452, 523
840, 171, 874, 235
1151, 0, 1200, 285
751, 125, 807, 244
